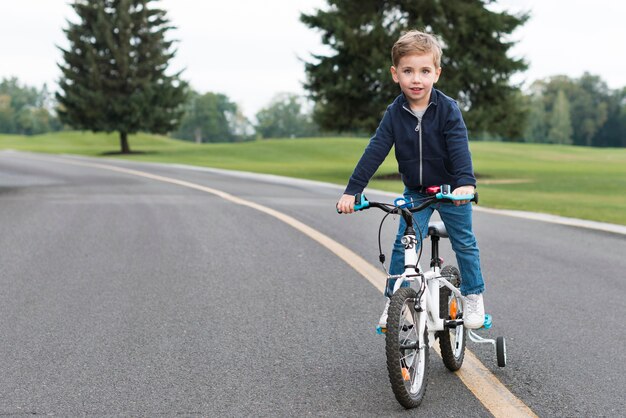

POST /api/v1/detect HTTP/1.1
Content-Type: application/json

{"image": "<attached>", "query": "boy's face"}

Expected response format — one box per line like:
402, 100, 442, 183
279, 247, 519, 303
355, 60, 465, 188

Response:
391, 53, 441, 110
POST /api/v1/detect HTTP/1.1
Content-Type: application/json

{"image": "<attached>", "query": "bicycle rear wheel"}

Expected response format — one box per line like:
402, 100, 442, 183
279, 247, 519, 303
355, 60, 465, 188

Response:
438, 265, 466, 371
385, 287, 429, 408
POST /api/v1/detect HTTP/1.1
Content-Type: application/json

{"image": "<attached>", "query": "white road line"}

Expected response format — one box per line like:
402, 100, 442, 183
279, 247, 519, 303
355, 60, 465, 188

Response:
14, 153, 538, 417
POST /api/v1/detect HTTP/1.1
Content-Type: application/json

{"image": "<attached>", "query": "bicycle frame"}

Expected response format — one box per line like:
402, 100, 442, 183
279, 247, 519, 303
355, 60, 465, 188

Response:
390, 224, 464, 347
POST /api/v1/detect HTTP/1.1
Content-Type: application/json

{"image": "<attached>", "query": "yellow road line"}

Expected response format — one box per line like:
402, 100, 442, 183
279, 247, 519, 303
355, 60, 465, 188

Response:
20, 154, 537, 417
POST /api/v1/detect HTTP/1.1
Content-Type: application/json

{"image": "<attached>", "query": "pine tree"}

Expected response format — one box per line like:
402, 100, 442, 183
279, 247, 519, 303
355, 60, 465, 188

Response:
548, 90, 573, 144
56, 0, 187, 153
301, 0, 528, 137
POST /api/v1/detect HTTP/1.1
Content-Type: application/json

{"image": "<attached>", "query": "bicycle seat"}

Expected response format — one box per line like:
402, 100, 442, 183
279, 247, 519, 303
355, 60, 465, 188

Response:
427, 221, 449, 238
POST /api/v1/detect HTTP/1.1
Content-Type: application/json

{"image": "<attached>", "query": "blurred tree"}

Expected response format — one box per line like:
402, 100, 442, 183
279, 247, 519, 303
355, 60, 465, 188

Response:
226, 108, 255, 142
547, 90, 573, 144
15, 108, 51, 136
0, 78, 38, 112
527, 74, 615, 146
523, 88, 548, 143
577, 73, 609, 146
0, 94, 16, 133
593, 87, 626, 147
0, 77, 60, 134
173, 91, 253, 143
301, 0, 528, 138
255, 93, 318, 138
56, 0, 187, 153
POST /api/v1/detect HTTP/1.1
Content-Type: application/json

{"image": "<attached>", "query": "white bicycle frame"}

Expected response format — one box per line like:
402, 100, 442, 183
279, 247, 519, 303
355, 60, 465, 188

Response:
350, 191, 506, 367
389, 228, 498, 352
389, 230, 464, 347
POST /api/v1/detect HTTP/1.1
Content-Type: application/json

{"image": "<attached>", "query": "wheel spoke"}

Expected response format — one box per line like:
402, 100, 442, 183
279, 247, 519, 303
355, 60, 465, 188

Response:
400, 351, 415, 363
409, 346, 425, 393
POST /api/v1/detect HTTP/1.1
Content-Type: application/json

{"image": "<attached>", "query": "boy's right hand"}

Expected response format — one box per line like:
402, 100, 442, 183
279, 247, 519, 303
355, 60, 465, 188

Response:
336, 194, 356, 214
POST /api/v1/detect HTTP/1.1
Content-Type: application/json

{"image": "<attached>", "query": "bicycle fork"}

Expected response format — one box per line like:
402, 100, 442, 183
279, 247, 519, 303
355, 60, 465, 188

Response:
392, 232, 431, 349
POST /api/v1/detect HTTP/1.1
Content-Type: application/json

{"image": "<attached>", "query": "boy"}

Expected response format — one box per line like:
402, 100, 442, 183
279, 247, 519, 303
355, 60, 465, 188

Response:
336, 30, 485, 329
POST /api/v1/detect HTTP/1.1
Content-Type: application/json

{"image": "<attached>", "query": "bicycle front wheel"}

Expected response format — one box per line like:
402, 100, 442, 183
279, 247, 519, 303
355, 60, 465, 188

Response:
385, 287, 429, 408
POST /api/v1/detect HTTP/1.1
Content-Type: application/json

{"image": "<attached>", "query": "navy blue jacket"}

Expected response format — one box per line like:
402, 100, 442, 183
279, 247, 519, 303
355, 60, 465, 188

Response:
344, 88, 476, 195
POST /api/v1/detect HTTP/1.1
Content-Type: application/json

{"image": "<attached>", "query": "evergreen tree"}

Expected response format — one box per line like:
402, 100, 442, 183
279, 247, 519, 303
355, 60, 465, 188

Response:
56, 0, 187, 153
547, 90, 573, 144
301, 0, 528, 137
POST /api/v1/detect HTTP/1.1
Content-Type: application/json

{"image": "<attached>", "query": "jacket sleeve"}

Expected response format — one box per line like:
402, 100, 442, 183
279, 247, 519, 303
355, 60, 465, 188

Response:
444, 103, 476, 188
344, 109, 395, 195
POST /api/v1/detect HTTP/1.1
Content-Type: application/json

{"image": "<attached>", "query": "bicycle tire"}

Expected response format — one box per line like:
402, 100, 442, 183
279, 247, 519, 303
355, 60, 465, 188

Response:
385, 287, 429, 408
496, 336, 507, 367
437, 265, 466, 371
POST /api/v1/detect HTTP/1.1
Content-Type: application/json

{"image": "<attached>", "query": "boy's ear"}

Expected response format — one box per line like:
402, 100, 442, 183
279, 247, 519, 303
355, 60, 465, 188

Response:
434, 67, 442, 83
390, 66, 399, 83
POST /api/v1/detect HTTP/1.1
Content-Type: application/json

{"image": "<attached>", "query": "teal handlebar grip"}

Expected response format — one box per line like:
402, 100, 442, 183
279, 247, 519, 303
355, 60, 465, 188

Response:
354, 193, 370, 211
435, 192, 475, 201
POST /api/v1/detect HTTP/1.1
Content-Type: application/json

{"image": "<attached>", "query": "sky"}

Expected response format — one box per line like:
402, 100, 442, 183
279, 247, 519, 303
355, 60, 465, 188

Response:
1, 0, 625, 121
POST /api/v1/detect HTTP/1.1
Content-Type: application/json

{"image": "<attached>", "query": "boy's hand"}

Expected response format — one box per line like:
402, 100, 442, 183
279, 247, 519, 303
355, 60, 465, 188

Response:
452, 185, 475, 206
336, 194, 356, 214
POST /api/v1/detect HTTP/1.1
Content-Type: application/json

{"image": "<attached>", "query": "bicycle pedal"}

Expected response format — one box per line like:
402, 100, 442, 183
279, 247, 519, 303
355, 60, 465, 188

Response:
376, 325, 387, 335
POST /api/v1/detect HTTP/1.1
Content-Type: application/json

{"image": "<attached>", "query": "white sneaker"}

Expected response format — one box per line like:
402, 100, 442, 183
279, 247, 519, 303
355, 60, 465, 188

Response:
378, 298, 391, 329
464, 293, 485, 329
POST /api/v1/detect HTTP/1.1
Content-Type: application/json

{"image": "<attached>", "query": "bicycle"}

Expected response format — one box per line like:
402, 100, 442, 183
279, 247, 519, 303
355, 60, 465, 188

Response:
341, 185, 506, 408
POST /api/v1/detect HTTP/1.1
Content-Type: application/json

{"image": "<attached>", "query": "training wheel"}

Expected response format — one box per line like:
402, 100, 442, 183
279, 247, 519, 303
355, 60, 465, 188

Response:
496, 336, 507, 367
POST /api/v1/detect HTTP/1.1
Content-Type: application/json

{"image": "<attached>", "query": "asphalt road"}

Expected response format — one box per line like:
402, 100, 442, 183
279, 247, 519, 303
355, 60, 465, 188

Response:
1, 151, 625, 417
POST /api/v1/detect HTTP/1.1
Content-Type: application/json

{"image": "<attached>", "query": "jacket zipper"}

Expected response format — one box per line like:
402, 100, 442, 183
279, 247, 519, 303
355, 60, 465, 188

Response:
403, 103, 432, 186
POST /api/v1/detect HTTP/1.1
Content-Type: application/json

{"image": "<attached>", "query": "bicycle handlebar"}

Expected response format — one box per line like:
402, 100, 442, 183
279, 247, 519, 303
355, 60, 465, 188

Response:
337, 185, 478, 214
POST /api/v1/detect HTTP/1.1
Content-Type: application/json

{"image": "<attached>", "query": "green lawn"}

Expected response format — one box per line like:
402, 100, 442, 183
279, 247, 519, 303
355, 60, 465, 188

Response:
2, 131, 626, 225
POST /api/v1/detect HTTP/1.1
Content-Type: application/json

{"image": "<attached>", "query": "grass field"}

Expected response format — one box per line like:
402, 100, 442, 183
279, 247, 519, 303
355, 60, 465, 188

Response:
2, 131, 626, 226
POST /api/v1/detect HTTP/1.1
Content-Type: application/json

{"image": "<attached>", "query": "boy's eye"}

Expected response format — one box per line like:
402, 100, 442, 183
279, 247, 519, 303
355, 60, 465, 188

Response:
422, 69, 430, 74
403, 69, 412, 74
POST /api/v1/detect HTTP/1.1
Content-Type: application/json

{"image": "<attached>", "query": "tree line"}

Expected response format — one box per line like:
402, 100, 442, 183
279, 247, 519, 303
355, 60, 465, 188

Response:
172, 91, 318, 143
0, 75, 318, 142
172, 75, 626, 147
522, 74, 626, 147
5, 72, 622, 148
2, 0, 624, 150
0, 78, 62, 135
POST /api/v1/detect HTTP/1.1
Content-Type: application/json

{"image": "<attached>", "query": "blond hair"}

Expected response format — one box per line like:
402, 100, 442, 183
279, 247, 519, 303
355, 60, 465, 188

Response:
391, 30, 442, 68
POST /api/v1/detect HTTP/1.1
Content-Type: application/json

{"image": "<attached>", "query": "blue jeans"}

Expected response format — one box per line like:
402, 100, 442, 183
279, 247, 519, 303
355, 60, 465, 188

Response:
387, 190, 485, 297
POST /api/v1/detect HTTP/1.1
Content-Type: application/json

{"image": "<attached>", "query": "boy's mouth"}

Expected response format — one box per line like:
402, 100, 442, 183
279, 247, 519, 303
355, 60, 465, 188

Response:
409, 87, 423, 94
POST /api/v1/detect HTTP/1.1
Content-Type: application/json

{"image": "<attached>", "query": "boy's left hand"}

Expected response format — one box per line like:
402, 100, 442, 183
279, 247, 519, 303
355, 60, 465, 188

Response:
452, 185, 476, 206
